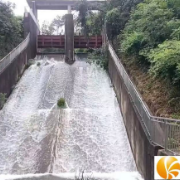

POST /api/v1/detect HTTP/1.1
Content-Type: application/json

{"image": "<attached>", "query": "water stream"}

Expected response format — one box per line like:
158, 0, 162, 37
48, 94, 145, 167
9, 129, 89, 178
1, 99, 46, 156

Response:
0, 55, 142, 180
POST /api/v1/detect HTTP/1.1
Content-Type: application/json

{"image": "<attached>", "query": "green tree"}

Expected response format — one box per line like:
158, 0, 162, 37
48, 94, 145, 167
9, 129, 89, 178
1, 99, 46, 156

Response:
77, 0, 89, 36
41, 21, 55, 35
0, 1, 24, 59
105, 0, 143, 41
85, 13, 104, 36
106, 8, 123, 41
41, 16, 65, 35
77, 0, 105, 36
51, 15, 64, 35
121, 0, 180, 63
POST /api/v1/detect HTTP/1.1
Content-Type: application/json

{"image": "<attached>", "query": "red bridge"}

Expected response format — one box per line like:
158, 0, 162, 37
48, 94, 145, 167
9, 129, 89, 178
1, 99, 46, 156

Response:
38, 35, 102, 49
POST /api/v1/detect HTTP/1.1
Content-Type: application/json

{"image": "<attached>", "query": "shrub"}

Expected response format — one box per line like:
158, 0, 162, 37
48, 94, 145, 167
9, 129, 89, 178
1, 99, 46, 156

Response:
149, 40, 180, 84
75, 49, 88, 53
121, 31, 145, 55
88, 47, 108, 70
57, 98, 66, 108
0, 93, 6, 109
37, 62, 41, 66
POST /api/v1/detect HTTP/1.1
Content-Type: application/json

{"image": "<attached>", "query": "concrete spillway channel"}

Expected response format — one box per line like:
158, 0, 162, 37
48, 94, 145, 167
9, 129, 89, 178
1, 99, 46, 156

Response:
0, 55, 143, 180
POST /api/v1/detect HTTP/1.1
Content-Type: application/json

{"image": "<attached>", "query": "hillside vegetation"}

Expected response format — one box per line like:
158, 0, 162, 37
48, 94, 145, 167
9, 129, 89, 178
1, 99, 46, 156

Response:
119, 0, 180, 118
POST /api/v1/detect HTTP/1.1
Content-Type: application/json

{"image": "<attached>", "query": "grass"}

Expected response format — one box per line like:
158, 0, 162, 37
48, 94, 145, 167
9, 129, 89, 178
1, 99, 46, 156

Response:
172, 113, 180, 120
75, 48, 88, 54
57, 98, 66, 108
40, 48, 65, 54
120, 55, 180, 119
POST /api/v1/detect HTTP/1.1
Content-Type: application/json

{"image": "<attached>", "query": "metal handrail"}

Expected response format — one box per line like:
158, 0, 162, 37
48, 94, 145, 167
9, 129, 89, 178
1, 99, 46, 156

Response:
0, 34, 30, 74
108, 42, 180, 154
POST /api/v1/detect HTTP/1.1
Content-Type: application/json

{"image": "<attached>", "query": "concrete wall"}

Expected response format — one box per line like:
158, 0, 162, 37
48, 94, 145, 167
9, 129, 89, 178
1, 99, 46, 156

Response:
0, 48, 29, 96
108, 49, 161, 180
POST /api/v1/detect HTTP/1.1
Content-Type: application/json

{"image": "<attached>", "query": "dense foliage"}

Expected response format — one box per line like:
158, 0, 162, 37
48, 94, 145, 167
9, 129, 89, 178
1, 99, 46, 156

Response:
105, 0, 143, 41
149, 41, 180, 85
77, 0, 104, 36
120, 0, 180, 85
0, 1, 24, 59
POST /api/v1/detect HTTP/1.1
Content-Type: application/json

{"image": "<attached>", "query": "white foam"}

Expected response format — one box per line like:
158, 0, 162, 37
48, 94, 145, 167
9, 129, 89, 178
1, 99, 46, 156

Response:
0, 56, 142, 179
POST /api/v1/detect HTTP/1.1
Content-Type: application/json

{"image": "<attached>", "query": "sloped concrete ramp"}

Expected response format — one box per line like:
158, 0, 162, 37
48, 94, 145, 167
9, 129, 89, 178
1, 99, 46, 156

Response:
0, 56, 143, 180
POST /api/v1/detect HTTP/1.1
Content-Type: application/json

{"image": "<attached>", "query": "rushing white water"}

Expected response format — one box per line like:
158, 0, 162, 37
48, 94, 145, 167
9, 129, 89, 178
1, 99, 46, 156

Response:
0, 55, 142, 180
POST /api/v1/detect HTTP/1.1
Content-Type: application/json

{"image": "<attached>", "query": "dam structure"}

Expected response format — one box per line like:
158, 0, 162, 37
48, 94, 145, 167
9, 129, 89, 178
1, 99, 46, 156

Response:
1, 0, 178, 180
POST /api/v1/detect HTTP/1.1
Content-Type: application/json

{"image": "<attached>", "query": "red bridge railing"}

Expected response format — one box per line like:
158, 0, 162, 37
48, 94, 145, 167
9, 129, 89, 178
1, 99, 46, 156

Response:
38, 35, 102, 49
38, 35, 65, 48
74, 36, 102, 48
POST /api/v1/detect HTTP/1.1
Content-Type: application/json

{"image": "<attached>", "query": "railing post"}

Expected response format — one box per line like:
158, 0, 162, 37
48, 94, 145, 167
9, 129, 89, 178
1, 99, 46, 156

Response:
165, 120, 168, 151
79, 36, 80, 48
10, 53, 11, 63
19, 45, 21, 54
51, 37, 53, 48
60, 35, 61, 47
96, 35, 98, 48
42, 36, 44, 47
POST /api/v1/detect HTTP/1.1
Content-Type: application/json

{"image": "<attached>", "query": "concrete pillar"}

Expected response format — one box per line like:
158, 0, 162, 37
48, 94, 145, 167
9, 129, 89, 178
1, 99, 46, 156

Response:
65, 14, 75, 64
68, 5, 71, 14
23, 12, 37, 59
23, 9, 30, 38
32, 1, 37, 19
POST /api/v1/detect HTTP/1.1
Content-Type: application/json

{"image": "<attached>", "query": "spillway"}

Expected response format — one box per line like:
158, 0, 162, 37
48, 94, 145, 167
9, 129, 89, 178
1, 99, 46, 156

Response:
0, 55, 143, 180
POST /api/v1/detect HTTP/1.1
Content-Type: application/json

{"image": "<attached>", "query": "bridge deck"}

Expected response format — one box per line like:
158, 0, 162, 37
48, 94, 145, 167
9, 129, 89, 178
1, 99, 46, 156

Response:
27, 0, 106, 10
